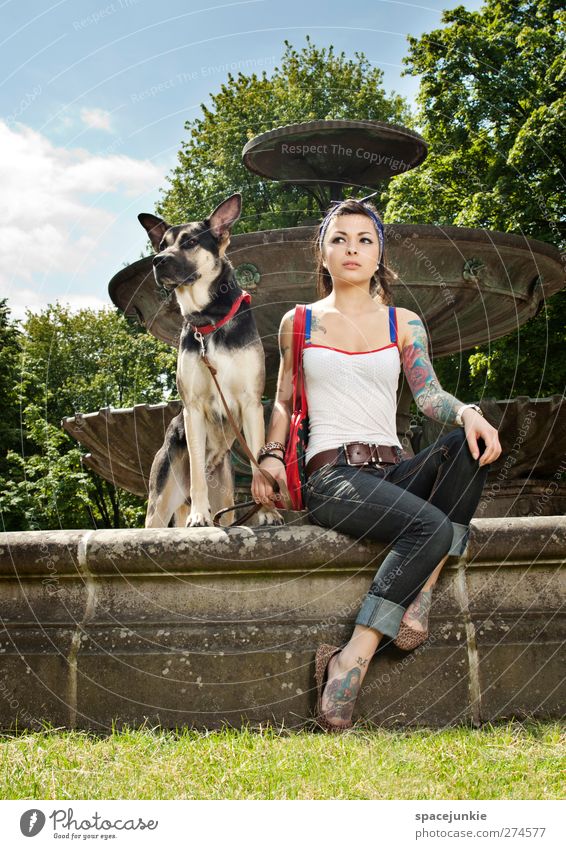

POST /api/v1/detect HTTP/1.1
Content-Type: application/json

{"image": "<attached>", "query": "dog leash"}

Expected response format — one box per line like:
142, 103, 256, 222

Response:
194, 322, 290, 528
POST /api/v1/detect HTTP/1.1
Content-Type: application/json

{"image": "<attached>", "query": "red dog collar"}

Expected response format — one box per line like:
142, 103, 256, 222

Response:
189, 290, 251, 335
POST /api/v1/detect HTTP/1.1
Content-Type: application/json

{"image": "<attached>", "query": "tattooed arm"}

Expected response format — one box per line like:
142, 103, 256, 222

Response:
400, 311, 464, 425
399, 309, 503, 466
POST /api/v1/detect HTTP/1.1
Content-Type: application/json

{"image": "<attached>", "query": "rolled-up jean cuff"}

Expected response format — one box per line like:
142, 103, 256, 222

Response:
449, 521, 470, 556
355, 594, 406, 638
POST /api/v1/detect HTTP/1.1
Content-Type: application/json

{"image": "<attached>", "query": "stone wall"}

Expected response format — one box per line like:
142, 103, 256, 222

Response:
0, 517, 564, 731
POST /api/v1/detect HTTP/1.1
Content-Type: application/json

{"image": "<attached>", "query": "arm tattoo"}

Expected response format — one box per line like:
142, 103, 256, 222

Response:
402, 318, 464, 425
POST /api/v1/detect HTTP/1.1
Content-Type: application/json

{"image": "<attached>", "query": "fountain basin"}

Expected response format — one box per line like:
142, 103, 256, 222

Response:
241, 119, 427, 186
109, 225, 563, 398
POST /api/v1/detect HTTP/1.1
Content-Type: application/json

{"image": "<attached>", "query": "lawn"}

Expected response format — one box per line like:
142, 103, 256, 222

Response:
1, 720, 564, 800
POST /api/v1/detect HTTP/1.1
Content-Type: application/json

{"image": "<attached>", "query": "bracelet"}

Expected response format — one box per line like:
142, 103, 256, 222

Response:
258, 452, 286, 467
258, 443, 285, 461
257, 443, 285, 460
455, 403, 483, 427
265, 441, 285, 451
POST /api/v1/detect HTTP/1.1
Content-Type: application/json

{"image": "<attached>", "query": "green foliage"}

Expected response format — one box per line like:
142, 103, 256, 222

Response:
0, 304, 177, 532
0, 299, 21, 479
386, 0, 565, 398
20, 305, 177, 422
156, 36, 412, 231
466, 291, 565, 396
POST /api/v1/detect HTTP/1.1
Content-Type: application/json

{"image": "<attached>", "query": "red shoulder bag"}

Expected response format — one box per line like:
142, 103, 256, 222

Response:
275, 305, 309, 511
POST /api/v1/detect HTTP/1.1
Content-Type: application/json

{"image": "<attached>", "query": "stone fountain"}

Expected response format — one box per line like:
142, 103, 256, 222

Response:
1, 121, 564, 732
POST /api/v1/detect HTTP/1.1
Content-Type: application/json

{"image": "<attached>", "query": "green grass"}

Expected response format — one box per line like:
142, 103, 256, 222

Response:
1, 720, 564, 800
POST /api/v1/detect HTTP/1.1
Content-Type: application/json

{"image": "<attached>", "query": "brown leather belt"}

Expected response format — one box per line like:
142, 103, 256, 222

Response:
305, 441, 403, 479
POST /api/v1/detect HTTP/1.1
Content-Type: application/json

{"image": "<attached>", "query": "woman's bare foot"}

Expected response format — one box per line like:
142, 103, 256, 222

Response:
320, 651, 369, 729
318, 626, 381, 729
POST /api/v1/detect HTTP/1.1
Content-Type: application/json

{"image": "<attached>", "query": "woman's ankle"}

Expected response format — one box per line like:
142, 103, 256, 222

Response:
402, 587, 433, 629
334, 647, 371, 683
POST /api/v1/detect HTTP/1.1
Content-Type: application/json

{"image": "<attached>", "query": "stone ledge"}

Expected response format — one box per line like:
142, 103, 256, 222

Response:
0, 517, 564, 731
1, 516, 565, 576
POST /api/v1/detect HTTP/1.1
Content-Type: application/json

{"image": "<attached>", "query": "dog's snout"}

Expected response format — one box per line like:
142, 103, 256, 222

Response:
153, 253, 169, 268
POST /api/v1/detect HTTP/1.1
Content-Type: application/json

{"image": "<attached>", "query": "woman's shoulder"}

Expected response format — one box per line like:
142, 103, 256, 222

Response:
394, 307, 425, 350
394, 307, 425, 331
394, 306, 420, 320
280, 300, 326, 326
279, 304, 308, 333
304, 298, 328, 310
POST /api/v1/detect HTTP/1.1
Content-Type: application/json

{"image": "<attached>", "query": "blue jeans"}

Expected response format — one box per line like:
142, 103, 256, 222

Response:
304, 428, 489, 639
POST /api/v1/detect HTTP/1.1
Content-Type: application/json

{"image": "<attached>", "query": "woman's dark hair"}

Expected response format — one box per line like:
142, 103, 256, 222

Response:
312, 199, 397, 304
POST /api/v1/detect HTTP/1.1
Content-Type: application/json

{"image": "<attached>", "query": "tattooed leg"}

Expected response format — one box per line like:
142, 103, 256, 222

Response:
422, 553, 450, 592
401, 553, 449, 630
401, 587, 433, 633
322, 668, 361, 723
321, 626, 380, 728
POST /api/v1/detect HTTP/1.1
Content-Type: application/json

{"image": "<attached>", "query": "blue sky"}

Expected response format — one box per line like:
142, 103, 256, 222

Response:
1, 0, 484, 319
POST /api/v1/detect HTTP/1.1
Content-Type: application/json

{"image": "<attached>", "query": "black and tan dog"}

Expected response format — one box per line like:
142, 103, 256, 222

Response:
139, 193, 282, 528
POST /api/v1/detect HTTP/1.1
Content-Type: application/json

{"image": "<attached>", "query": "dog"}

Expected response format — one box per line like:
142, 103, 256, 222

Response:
138, 193, 282, 528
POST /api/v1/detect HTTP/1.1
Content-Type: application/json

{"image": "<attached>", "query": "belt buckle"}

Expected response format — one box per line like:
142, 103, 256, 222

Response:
343, 441, 382, 467
369, 442, 383, 465
342, 442, 373, 468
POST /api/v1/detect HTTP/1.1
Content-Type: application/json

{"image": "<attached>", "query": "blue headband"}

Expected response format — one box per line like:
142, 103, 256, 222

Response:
318, 190, 384, 270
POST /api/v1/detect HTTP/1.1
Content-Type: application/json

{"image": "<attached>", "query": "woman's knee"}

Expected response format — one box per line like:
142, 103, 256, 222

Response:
441, 427, 467, 453
444, 426, 486, 461
418, 505, 454, 558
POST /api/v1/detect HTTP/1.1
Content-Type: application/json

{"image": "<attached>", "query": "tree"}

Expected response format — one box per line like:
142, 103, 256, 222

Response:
0, 300, 22, 481
0, 305, 178, 531
20, 305, 177, 423
156, 36, 413, 231
386, 0, 565, 398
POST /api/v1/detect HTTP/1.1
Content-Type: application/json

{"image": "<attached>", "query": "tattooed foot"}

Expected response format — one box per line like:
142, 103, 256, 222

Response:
320, 652, 364, 729
401, 587, 433, 632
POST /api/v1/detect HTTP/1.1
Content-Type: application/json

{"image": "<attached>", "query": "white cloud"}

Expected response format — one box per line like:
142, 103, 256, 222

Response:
6, 291, 110, 323
0, 120, 165, 315
80, 107, 112, 131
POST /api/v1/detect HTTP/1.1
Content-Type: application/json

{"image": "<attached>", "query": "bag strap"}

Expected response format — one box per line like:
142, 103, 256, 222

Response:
291, 304, 308, 414
388, 305, 398, 346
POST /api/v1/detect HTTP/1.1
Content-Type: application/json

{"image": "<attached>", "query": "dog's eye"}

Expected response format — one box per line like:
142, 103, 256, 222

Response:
182, 238, 198, 249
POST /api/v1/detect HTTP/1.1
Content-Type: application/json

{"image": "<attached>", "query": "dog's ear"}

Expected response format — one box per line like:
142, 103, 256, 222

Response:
207, 193, 242, 239
138, 213, 171, 252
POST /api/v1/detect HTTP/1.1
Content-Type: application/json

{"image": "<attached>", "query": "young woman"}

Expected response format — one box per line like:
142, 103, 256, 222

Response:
252, 196, 502, 731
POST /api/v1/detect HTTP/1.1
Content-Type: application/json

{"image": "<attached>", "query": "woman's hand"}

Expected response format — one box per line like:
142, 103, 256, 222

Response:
463, 409, 502, 467
252, 457, 288, 505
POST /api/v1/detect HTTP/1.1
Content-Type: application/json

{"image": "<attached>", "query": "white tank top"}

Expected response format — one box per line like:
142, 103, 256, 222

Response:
302, 305, 403, 464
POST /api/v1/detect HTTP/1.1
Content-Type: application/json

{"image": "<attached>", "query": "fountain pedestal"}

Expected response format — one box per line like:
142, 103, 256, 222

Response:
1, 518, 563, 731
